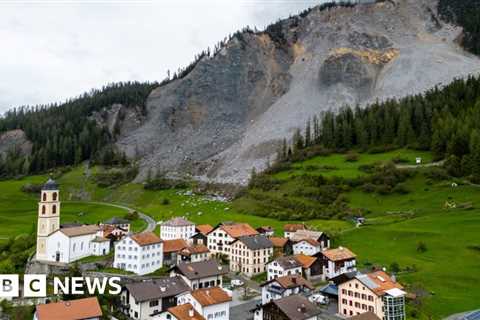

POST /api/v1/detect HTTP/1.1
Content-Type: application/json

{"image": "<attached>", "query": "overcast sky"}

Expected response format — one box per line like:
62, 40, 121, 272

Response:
0, 0, 324, 113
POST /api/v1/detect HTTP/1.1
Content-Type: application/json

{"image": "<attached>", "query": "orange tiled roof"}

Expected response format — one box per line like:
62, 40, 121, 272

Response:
269, 236, 288, 247
131, 232, 162, 247
275, 275, 314, 290
220, 223, 258, 238
168, 303, 205, 320
196, 224, 214, 235
181, 244, 210, 256
284, 224, 306, 232
36, 297, 102, 320
191, 287, 231, 306
294, 254, 317, 268
366, 271, 403, 295
296, 238, 320, 247
322, 247, 356, 262
163, 239, 188, 253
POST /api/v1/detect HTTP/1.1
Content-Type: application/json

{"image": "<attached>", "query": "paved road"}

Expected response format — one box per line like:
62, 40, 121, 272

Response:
230, 299, 259, 320
70, 201, 157, 233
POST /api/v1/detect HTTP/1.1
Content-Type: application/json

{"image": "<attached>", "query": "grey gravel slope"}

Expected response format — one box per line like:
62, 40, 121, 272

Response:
118, 0, 480, 185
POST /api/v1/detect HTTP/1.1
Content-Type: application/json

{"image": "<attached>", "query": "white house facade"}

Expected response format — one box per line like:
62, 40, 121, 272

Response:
160, 217, 196, 241
114, 232, 163, 275
292, 239, 321, 256
266, 256, 303, 281
177, 287, 231, 320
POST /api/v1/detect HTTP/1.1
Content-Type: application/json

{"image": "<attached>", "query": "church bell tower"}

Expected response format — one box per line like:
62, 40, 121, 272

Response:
36, 178, 61, 261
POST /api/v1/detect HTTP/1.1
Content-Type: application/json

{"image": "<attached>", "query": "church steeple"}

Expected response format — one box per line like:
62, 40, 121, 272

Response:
36, 178, 61, 261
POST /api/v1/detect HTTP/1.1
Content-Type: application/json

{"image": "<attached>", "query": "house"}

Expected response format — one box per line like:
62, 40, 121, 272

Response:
45, 225, 110, 263
155, 303, 205, 320
192, 224, 214, 246
114, 232, 163, 275
348, 312, 382, 320
35, 179, 110, 264
103, 216, 131, 233
207, 222, 258, 256
161, 217, 196, 241
260, 295, 323, 320
163, 239, 188, 266
261, 275, 314, 304
230, 235, 273, 277
34, 297, 102, 320
178, 244, 210, 264
337, 271, 406, 320
283, 224, 306, 239
256, 226, 274, 236
292, 239, 322, 256
319, 247, 356, 280
171, 259, 229, 290
255, 275, 315, 320
269, 236, 293, 257
120, 276, 190, 320
293, 254, 323, 280
177, 287, 231, 320
266, 256, 303, 281
290, 230, 330, 250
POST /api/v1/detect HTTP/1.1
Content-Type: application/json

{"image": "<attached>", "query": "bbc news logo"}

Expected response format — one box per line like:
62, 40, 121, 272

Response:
0, 275, 121, 298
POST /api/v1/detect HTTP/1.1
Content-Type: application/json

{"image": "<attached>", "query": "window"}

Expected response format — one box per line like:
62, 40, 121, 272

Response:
52, 205, 57, 214
42, 206, 46, 215
43, 193, 47, 201
149, 300, 159, 307
53, 192, 57, 201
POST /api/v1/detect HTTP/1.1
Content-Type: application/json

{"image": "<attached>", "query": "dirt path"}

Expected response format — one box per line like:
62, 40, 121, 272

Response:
68, 201, 157, 233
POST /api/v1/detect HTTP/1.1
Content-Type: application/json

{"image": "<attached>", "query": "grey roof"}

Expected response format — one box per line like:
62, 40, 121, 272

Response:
290, 230, 325, 242
162, 217, 195, 227
42, 178, 59, 190
271, 295, 322, 320
356, 274, 380, 290
175, 260, 229, 280
125, 276, 190, 302
104, 217, 131, 225
320, 284, 338, 296
270, 256, 302, 270
235, 235, 273, 250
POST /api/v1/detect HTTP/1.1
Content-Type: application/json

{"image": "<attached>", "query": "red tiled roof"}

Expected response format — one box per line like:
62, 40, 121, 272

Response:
191, 287, 231, 306
36, 297, 102, 320
168, 303, 205, 320
220, 223, 258, 238
284, 224, 306, 232
164, 239, 188, 253
131, 232, 162, 246
196, 224, 214, 235
322, 247, 356, 262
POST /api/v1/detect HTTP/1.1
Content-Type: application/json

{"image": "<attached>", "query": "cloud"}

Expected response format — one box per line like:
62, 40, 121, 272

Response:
0, 0, 323, 113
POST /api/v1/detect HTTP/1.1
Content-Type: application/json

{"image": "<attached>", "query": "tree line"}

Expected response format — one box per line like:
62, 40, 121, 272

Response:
278, 75, 480, 181
0, 82, 157, 178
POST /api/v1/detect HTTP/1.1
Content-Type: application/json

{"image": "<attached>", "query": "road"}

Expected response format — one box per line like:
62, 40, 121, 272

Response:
73, 201, 157, 233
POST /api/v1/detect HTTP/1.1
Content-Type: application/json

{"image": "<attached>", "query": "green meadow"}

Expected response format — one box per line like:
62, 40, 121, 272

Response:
0, 149, 478, 318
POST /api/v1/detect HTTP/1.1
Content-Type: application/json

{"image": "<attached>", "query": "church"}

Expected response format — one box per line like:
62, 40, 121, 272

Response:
35, 179, 110, 264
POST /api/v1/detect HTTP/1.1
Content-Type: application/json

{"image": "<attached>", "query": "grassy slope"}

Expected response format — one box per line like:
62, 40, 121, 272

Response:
1, 149, 478, 318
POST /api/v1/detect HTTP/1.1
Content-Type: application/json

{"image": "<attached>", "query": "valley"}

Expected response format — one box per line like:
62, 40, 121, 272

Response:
1, 148, 479, 318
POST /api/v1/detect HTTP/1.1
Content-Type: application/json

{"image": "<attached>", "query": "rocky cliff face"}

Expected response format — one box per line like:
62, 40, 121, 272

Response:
117, 0, 480, 185
0, 129, 32, 159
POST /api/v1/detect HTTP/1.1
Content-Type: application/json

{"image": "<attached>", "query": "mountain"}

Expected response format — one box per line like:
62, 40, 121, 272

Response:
115, 0, 480, 184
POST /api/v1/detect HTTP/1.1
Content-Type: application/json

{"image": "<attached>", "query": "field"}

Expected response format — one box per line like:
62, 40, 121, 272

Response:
0, 149, 478, 318
274, 149, 433, 179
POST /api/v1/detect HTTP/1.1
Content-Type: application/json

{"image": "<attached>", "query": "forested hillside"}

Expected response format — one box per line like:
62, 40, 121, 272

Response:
438, 0, 480, 55
0, 82, 157, 177
280, 76, 480, 181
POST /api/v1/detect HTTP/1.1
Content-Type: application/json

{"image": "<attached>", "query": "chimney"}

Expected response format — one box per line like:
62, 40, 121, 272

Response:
160, 287, 166, 292
297, 303, 306, 313
189, 308, 194, 317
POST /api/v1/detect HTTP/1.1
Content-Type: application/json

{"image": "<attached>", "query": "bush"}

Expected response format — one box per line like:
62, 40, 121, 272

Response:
362, 183, 376, 193
124, 211, 139, 221
144, 173, 189, 190
93, 166, 138, 188
376, 184, 393, 195
161, 198, 170, 205
393, 183, 410, 194
424, 167, 449, 181
390, 262, 400, 273
417, 241, 428, 253
345, 152, 360, 162
358, 164, 375, 173
20, 183, 43, 194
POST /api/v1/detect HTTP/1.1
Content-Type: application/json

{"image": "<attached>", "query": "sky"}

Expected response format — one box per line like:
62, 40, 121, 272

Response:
0, 0, 324, 113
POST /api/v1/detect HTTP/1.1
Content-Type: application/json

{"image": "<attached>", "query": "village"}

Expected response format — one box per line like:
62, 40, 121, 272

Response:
25, 178, 410, 320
